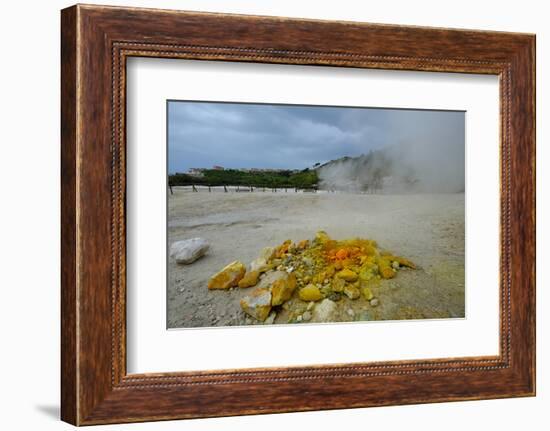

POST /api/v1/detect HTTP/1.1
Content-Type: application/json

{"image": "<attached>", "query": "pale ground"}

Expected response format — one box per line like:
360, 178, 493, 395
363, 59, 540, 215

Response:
167, 188, 465, 328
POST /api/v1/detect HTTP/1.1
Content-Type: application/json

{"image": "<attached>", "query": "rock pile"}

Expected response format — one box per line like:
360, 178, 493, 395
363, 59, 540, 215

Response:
207, 231, 416, 323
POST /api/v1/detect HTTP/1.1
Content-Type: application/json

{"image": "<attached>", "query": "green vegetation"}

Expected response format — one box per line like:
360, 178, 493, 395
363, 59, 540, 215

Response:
169, 168, 318, 189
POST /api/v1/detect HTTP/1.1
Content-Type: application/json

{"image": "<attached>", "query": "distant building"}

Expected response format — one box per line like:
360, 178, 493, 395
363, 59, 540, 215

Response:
187, 166, 301, 175
187, 168, 205, 177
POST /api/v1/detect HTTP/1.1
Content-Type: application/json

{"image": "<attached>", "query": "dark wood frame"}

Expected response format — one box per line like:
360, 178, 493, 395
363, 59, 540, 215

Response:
61, 4, 536, 426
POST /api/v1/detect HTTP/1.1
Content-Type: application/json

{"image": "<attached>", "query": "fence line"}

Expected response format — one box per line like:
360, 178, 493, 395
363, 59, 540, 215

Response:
169, 184, 319, 194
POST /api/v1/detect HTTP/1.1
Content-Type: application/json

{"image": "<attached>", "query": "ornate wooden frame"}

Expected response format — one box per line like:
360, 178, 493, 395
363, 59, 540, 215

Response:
61, 4, 535, 425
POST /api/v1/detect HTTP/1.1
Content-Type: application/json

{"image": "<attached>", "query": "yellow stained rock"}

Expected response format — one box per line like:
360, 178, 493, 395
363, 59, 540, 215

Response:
297, 239, 310, 250
271, 273, 297, 306
342, 258, 356, 268
324, 265, 336, 278
259, 246, 275, 261
363, 244, 378, 256
344, 284, 360, 300
208, 260, 246, 289
362, 286, 374, 301
274, 239, 292, 258
238, 270, 260, 288
240, 288, 272, 321
388, 255, 417, 269
337, 268, 359, 282
249, 247, 276, 273
359, 255, 377, 266
257, 270, 286, 289
331, 276, 346, 293
377, 257, 396, 279
312, 273, 322, 284
315, 230, 331, 245
299, 283, 324, 302
359, 264, 377, 282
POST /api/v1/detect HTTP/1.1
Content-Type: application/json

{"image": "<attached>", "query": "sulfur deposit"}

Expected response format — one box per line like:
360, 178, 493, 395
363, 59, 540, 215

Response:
208, 231, 416, 322
207, 261, 246, 290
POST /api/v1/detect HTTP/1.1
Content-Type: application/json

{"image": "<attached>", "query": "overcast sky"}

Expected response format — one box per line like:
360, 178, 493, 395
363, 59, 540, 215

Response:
168, 100, 464, 174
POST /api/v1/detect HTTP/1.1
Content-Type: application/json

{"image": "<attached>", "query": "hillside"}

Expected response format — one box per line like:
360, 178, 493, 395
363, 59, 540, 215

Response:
169, 168, 318, 189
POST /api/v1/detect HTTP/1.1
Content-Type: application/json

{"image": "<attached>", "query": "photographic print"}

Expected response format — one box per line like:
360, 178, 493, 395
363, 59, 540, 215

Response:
167, 101, 465, 328
60, 7, 536, 422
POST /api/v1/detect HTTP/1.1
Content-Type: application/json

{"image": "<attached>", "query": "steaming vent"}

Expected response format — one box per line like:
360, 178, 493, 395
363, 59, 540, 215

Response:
317, 144, 465, 194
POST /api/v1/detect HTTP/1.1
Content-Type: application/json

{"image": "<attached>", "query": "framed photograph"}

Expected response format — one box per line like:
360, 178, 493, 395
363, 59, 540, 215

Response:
61, 4, 535, 425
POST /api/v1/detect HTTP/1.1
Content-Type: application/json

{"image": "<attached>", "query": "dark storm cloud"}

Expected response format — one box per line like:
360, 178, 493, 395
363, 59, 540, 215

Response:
167, 101, 464, 177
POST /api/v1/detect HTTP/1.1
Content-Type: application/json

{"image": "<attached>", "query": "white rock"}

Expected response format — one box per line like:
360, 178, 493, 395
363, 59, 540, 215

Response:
249, 246, 276, 273
257, 270, 288, 290
264, 311, 277, 325
240, 288, 272, 321
170, 238, 209, 264
312, 299, 337, 322
259, 246, 275, 261
250, 257, 269, 273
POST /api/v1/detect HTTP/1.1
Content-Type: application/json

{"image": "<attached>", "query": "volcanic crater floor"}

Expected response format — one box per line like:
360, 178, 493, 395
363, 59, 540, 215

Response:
167, 191, 465, 328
